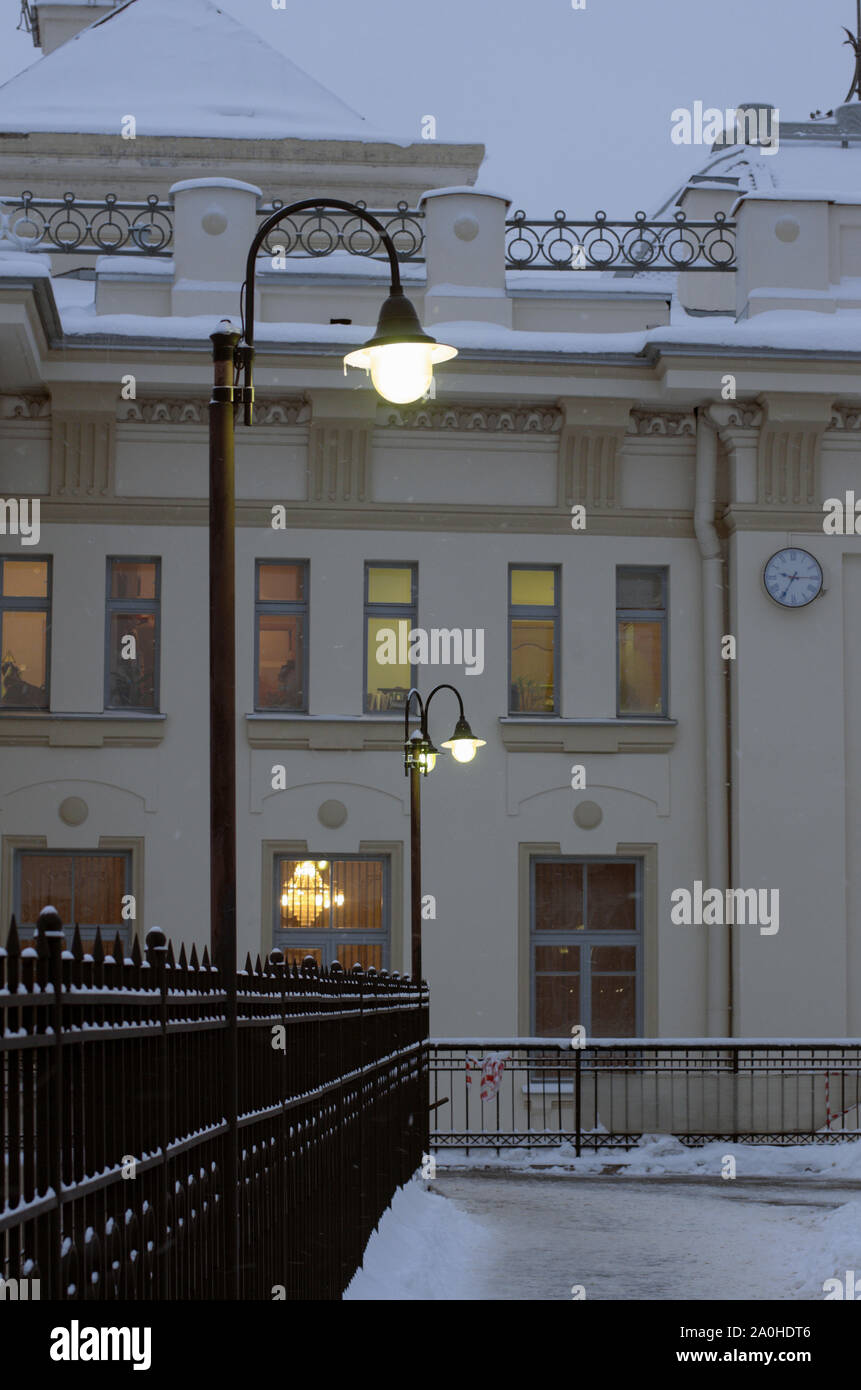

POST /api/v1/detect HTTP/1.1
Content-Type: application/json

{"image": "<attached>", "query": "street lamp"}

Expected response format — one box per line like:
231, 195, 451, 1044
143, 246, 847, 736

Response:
207, 198, 457, 977
403, 684, 485, 982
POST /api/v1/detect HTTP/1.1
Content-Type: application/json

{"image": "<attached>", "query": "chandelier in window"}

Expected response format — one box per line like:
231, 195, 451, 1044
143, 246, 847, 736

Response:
280, 860, 344, 926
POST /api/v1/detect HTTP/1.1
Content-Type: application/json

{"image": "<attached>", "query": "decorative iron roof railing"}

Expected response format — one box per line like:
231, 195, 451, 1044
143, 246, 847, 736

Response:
506, 209, 737, 272
0, 192, 737, 273
0, 191, 174, 256
256, 199, 426, 262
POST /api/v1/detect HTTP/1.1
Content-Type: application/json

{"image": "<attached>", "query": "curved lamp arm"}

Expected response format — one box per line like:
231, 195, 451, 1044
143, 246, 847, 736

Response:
239, 198, 403, 425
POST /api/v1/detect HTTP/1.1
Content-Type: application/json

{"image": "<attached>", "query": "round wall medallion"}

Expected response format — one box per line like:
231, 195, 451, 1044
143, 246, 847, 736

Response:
774, 216, 800, 244
59, 796, 88, 826
573, 800, 602, 830
317, 799, 347, 829
201, 206, 228, 236
453, 214, 480, 242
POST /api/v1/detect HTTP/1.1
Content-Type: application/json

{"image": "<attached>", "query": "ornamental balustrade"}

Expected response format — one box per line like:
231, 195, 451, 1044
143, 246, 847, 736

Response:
0, 191, 737, 271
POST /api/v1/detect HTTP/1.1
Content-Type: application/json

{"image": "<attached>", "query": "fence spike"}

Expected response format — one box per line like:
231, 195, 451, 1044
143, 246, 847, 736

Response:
178, 942, 188, 971
130, 935, 142, 968
201, 944, 211, 970
6, 916, 20, 955
166, 940, 176, 968
92, 928, 105, 965
189, 942, 199, 971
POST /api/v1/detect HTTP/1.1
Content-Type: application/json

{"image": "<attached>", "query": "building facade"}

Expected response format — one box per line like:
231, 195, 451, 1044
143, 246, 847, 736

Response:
1, 0, 860, 1040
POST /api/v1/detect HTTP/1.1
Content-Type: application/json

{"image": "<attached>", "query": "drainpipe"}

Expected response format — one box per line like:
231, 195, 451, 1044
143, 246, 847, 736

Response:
694, 409, 731, 1037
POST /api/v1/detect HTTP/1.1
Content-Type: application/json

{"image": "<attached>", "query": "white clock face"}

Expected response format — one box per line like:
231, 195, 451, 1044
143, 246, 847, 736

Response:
763, 548, 823, 608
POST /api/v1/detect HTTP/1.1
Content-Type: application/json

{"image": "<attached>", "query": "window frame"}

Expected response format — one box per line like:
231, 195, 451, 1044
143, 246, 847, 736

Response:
13, 847, 133, 947
0, 555, 52, 711
530, 855, 643, 1039
104, 556, 161, 713
508, 563, 560, 716
615, 565, 669, 719
272, 852, 391, 968
363, 561, 418, 715
254, 558, 309, 714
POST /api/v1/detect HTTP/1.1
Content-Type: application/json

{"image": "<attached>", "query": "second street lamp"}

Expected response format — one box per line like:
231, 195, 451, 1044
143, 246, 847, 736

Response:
403, 684, 485, 983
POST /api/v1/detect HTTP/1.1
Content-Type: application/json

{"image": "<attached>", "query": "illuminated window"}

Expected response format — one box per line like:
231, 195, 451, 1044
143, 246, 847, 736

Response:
0, 558, 50, 710
616, 567, 668, 716
364, 563, 417, 713
255, 561, 308, 712
274, 855, 389, 971
509, 565, 559, 714
106, 558, 160, 710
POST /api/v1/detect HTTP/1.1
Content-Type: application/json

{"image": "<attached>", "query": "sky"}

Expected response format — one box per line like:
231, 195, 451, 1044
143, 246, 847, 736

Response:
0, 0, 857, 213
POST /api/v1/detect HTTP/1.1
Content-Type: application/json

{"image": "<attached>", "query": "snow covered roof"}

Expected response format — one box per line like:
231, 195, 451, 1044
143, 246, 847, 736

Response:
0, 0, 396, 143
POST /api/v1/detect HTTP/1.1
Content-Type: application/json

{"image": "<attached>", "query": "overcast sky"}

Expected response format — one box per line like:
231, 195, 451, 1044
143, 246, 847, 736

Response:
0, 0, 857, 212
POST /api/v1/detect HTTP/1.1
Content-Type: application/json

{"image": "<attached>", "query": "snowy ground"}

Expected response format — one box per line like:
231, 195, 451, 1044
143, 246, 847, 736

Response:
344, 1138, 861, 1301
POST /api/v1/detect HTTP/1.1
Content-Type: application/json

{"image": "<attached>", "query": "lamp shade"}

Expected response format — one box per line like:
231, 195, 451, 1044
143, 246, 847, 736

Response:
344, 290, 456, 404
440, 715, 486, 764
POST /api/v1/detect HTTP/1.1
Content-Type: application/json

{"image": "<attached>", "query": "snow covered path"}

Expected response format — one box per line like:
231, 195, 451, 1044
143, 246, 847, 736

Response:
346, 1170, 861, 1300
427, 1173, 861, 1300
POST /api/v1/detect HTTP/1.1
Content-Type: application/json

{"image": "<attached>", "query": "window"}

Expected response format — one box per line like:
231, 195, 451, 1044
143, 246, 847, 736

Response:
616, 566, 668, 717
531, 857, 642, 1038
15, 849, 133, 947
273, 855, 389, 970
255, 561, 308, 712
509, 566, 559, 714
0, 558, 50, 709
105, 558, 160, 710
364, 563, 417, 712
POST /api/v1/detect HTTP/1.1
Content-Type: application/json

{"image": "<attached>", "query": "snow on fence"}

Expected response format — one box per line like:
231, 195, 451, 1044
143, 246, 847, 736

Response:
0, 911, 428, 1300
429, 1041, 861, 1155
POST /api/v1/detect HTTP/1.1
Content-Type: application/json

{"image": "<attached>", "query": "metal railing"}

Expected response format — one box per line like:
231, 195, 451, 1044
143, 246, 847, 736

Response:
505, 209, 736, 271
1, 913, 428, 1300
0, 193, 737, 272
429, 1041, 861, 1155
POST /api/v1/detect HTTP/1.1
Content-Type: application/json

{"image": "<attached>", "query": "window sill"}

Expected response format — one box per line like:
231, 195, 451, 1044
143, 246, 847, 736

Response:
498, 716, 677, 754
0, 712, 167, 747
245, 714, 405, 751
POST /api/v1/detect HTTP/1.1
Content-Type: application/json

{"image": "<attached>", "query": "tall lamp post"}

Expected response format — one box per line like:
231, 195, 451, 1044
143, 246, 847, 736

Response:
402, 685, 485, 982
207, 200, 457, 979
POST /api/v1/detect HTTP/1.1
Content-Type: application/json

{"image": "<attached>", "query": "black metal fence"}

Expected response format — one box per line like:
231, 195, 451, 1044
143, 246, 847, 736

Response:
430, 1041, 861, 1155
1, 913, 428, 1300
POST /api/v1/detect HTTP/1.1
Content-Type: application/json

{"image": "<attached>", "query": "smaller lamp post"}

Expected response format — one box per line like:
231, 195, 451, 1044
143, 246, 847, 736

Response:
403, 684, 485, 982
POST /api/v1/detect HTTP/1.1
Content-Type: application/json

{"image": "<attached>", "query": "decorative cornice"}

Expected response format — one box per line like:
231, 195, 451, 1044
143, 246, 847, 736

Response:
0, 395, 50, 420
119, 397, 309, 425
380, 404, 563, 433
626, 410, 696, 437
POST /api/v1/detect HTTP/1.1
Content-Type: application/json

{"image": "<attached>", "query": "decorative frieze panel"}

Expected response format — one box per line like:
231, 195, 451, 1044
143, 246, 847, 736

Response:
0, 396, 50, 420
626, 410, 695, 437
119, 397, 309, 425
381, 404, 562, 433
309, 421, 371, 504
829, 406, 861, 431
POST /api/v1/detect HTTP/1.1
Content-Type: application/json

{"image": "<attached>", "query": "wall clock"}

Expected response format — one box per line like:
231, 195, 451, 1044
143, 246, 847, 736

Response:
763, 548, 823, 608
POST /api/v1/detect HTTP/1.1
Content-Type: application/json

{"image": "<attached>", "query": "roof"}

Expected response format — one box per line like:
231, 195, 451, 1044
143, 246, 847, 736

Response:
0, 0, 393, 142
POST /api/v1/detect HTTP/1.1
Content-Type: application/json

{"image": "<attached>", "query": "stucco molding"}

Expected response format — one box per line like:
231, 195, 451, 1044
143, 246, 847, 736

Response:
0, 395, 50, 420
626, 409, 696, 436
119, 396, 309, 426
246, 715, 406, 752
380, 403, 563, 433
0, 714, 166, 748
499, 717, 677, 754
